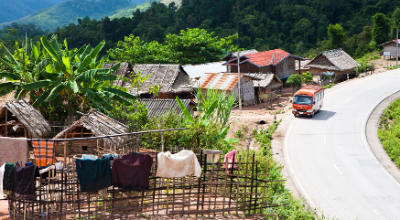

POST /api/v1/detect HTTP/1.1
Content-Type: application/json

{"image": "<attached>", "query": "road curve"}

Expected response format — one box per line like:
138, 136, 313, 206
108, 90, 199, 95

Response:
284, 70, 400, 220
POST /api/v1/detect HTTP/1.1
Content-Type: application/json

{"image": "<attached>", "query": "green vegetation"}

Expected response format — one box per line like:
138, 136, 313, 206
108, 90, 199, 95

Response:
379, 98, 400, 166
108, 28, 238, 64
322, 83, 335, 89
0, 0, 61, 23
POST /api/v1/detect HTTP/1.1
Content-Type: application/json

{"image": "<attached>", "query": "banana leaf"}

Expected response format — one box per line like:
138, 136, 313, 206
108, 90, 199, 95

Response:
102, 87, 136, 100
176, 97, 193, 123
45, 83, 65, 102
0, 72, 21, 80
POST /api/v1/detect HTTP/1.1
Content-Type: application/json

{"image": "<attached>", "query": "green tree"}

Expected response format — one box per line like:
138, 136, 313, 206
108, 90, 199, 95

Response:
302, 71, 313, 83
391, 8, 400, 39
372, 13, 390, 47
286, 74, 303, 92
327, 24, 346, 49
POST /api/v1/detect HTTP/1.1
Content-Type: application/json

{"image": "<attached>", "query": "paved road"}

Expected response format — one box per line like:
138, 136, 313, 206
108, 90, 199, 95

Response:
284, 70, 400, 220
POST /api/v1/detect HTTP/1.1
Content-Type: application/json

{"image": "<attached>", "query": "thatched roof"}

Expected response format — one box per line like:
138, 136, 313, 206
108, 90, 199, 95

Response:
102, 62, 133, 87
54, 109, 129, 146
129, 64, 193, 95
0, 99, 51, 138
140, 99, 196, 118
247, 73, 283, 90
305, 49, 360, 71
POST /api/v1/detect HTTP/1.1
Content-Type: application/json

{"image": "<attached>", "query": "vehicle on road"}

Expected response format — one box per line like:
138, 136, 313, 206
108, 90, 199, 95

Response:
291, 85, 324, 117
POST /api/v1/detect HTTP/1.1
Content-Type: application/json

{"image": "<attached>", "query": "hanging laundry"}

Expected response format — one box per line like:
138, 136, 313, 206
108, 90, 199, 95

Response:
75, 157, 112, 192
32, 140, 55, 167
13, 165, 38, 200
0, 137, 28, 166
25, 162, 33, 167
156, 150, 201, 178
36, 165, 56, 180
112, 152, 153, 191
103, 153, 118, 160
0, 163, 6, 199
3, 163, 16, 196
82, 154, 98, 160
223, 150, 237, 173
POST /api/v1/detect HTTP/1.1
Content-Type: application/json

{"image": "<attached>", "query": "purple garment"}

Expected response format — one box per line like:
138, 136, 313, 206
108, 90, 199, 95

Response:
112, 152, 153, 191
13, 165, 38, 200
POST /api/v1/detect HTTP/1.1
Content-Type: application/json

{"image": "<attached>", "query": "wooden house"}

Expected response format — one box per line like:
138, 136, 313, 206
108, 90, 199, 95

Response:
246, 73, 283, 103
108, 64, 193, 99
0, 99, 51, 138
225, 49, 303, 80
198, 73, 259, 105
379, 40, 400, 59
305, 49, 360, 81
140, 99, 196, 118
54, 109, 129, 156
103, 62, 133, 86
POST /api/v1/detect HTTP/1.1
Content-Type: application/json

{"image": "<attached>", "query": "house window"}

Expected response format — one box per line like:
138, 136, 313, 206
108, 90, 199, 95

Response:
82, 146, 88, 151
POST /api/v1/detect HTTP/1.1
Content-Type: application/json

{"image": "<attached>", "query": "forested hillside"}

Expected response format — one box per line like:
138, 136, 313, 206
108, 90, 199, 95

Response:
0, 0, 62, 23
51, 0, 400, 59
15, 0, 153, 31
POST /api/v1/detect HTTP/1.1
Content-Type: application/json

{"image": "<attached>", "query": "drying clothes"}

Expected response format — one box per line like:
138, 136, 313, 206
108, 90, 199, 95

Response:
3, 163, 16, 194
13, 165, 38, 200
25, 162, 33, 167
103, 153, 118, 159
223, 150, 237, 173
32, 140, 55, 167
36, 165, 56, 181
156, 150, 201, 178
112, 152, 153, 191
0, 137, 28, 167
75, 157, 112, 192
82, 155, 98, 160
0, 164, 6, 199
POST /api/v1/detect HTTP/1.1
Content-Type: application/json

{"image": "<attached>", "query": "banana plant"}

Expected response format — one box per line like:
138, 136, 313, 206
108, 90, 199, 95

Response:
22, 35, 136, 115
0, 36, 48, 99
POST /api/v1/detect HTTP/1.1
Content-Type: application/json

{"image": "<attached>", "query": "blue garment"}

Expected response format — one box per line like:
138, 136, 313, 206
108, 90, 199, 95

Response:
102, 153, 118, 159
25, 162, 33, 167
75, 157, 112, 192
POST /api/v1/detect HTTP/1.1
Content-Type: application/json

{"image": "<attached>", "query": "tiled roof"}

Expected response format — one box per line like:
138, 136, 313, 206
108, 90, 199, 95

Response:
226, 49, 302, 67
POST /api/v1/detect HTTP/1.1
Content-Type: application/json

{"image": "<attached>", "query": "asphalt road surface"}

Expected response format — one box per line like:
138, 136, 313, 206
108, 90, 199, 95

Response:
284, 70, 400, 220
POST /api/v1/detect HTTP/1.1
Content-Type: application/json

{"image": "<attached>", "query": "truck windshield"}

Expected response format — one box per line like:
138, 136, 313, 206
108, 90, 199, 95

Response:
293, 95, 312, 105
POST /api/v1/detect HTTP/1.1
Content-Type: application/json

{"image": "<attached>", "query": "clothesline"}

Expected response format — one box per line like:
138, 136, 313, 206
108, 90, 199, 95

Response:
29, 128, 188, 142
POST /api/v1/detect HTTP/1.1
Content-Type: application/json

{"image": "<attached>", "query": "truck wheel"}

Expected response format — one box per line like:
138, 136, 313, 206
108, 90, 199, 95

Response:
311, 112, 315, 117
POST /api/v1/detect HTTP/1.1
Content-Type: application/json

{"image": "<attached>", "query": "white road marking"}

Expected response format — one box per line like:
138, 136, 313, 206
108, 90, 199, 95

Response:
372, 209, 386, 220
284, 119, 321, 216
324, 135, 326, 144
333, 164, 343, 176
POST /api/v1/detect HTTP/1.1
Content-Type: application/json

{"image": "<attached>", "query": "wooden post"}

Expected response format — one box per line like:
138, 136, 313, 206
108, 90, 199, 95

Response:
64, 133, 67, 165
4, 110, 7, 137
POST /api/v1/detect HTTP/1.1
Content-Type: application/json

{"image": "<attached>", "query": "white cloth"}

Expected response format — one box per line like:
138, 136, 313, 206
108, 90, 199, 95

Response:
0, 163, 7, 199
82, 154, 98, 160
156, 150, 202, 178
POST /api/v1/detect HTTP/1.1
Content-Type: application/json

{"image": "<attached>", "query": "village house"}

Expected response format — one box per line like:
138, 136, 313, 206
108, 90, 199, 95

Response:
182, 61, 226, 80
224, 49, 303, 80
295, 59, 311, 74
305, 49, 360, 81
104, 63, 193, 99
198, 73, 259, 105
0, 99, 51, 138
379, 40, 400, 59
246, 73, 283, 103
139, 99, 196, 118
54, 109, 129, 156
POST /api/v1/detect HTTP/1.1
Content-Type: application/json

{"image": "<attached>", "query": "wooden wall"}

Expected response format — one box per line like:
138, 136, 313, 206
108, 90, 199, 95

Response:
383, 42, 400, 57
232, 76, 256, 105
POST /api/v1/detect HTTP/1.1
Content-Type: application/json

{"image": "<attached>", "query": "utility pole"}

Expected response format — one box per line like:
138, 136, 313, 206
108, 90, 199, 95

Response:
238, 51, 242, 110
397, 29, 399, 68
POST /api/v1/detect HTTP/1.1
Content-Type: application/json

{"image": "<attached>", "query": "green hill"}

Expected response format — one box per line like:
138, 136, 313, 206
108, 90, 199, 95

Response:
16, 0, 157, 31
0, 0, 62, 23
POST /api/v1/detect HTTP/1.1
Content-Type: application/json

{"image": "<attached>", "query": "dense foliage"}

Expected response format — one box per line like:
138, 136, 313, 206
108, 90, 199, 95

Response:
378, 98, 400, 166
107, 28, 238, 64
43, 0, 400, 60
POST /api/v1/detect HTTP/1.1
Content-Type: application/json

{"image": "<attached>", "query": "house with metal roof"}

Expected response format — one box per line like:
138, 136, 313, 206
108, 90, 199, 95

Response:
246, 73, 283, 103
182, 61, 226, 80
197, 73, 259, 105
304, 49, 360, 81
224, 49, 303, 80
379, 40, 400, 59
222, 49, 259, 61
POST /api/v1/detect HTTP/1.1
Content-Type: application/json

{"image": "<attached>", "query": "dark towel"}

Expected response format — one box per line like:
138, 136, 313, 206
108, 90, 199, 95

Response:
112, 152, 153, 191
13, 165, 38, 200
75, 157, 112, 192
3, 163, 16, 191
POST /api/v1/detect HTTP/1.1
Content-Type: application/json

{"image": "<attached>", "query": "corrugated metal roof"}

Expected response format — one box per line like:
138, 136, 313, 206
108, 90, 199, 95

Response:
222, 49, 259, 60
379, 39, 400, 47
140, 99, 195, 118
198, 73, 257, 91
247, 73, 283, 89
182, 61, 226, 79
226, 49, 302, 67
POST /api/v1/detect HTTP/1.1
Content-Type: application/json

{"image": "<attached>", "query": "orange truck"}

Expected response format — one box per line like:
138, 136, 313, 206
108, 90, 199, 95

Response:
291, 85, 324, 117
